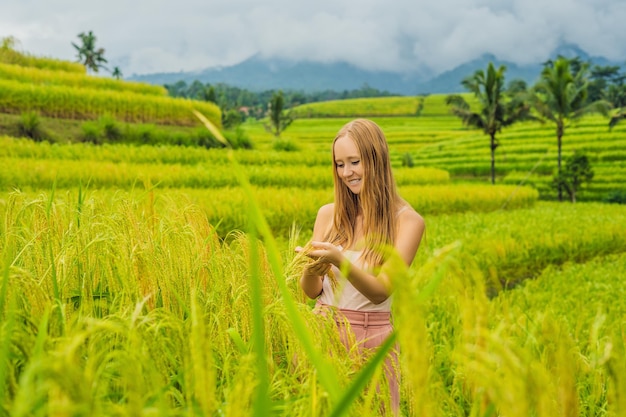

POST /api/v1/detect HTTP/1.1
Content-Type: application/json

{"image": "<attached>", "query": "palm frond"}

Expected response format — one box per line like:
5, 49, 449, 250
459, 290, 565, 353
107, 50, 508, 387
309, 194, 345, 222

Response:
609, 109, 626, 130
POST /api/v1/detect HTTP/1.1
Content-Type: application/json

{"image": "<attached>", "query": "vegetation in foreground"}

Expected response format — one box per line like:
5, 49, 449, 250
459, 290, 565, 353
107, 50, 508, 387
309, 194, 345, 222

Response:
1, 191, 626, 416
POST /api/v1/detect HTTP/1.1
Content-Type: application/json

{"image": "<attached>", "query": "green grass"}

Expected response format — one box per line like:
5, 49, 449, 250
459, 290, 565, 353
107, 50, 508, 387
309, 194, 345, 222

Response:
1, 189, 625, 416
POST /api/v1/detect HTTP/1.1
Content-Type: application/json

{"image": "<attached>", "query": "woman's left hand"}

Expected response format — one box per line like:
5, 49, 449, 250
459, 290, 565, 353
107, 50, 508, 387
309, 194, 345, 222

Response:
305, 241, 344, 267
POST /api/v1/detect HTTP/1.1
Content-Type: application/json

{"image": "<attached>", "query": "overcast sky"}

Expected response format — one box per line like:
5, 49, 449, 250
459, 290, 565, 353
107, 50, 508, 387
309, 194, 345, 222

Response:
2, 0, 626, 78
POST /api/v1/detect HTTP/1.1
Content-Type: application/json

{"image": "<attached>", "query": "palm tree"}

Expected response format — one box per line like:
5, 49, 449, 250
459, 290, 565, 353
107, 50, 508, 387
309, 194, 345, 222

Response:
72, 31, 108, 73
445, 63, 531, 184
111, 66, 123, 80
530, 57, 610, 200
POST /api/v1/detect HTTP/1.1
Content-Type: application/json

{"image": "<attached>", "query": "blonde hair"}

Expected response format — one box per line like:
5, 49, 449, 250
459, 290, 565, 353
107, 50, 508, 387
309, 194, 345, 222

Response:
326, 119, 402, 267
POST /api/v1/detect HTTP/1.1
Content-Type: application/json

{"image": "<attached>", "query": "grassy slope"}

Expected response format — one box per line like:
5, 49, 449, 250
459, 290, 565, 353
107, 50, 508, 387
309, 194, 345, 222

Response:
247, 95, 626, 201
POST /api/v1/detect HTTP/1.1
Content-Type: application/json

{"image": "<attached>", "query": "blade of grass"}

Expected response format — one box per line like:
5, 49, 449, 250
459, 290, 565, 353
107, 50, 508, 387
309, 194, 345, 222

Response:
226, 328, 249, 354
0, 290, 15, 406
231, 150, 342, 401
327, 332, 398, 417
192, 109, 230, 147
248, 206, 271, 417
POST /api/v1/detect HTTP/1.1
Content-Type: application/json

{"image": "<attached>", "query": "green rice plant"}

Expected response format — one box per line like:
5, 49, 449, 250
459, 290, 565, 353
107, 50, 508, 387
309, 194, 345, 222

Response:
0, 156, 451, 191
272, 137, 299, 152
0, 79, 222, 127
16, 111, 47, 142
490, 253, 626, 415
1, 185, 626, 415
0, 46, 85, 73
417, 201, 626, 291
98, 114, 123, 142
0, 62, 166, 96
79, 121, 103, 144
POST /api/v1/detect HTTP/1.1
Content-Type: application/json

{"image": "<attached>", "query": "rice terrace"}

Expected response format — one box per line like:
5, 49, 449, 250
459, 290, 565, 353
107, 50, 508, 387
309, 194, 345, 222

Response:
1, 37, 626, 417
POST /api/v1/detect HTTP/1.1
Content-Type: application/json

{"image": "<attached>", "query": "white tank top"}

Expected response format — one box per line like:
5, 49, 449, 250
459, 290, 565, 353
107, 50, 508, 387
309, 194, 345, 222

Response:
318, 248, 393, 312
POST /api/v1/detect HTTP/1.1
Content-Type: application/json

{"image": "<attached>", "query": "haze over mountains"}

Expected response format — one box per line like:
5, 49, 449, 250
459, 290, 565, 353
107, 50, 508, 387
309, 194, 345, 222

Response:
129, 44, 625, 95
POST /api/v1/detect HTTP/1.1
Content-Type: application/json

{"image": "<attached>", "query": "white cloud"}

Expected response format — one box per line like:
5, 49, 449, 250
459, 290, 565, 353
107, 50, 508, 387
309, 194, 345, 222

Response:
1, 0, 625, 77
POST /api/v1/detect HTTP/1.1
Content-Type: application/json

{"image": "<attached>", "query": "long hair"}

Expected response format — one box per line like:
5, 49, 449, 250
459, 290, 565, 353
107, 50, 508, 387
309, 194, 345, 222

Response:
326, 119, 402, 267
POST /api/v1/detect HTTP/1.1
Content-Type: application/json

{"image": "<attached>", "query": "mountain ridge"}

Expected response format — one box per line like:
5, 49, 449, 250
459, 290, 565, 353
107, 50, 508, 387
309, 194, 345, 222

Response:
128, 44, 625, 95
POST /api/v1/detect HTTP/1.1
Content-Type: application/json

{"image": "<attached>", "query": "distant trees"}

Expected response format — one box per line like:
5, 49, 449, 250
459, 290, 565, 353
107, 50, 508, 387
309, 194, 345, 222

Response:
72, 31, 108, 73
529, 57, 610, 200
164, 81, 396, 119
445, 63, 532, 184
591, 65, 626, 130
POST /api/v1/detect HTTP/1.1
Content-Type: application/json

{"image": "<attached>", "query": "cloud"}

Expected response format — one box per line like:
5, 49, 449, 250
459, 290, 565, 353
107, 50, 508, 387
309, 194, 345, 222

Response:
1, 0, 625, 77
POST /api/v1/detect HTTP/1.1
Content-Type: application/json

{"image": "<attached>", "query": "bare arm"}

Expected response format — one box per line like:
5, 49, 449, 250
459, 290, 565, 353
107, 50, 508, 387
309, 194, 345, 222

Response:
298, 204, 334, 299
307, 208, 425, 304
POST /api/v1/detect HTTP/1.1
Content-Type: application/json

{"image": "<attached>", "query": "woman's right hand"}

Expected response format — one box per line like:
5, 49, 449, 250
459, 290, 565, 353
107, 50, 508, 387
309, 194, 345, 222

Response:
304, 260, 332, 277
296, 245, 331, 277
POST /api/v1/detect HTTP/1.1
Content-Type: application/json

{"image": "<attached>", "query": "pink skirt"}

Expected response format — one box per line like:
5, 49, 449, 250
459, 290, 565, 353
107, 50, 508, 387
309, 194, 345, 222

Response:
315, 301, 400, 413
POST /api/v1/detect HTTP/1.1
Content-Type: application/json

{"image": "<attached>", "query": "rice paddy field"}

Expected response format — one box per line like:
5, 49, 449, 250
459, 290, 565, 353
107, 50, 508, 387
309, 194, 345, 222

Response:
2, 57, 626, 415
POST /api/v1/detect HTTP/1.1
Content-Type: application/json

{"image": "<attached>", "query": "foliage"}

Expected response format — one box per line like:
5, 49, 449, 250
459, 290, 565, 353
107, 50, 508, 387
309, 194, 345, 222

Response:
588, 64, 626, 108
609, 108, 626, 130
111, 66, 123, 80
165, 81, 396, 119
80, 121, 104, 144
530, 56, 611, 201
0, 62, 166, 95
446, 63, 532, 184
16, 111, 47, 142
401, 152, 414, 167
98, 114, 123, 142
222, 108, 244, 129
264, 90, 294, 137
272, 137, 300, 152
603, 190, 626, 204
1, 190, 625, 415
223, 126, 253, 149
415, 95, 426, 116
72, 30, 108, 73
551, 151, 594, 203
1, 36, 85, 73
0, 79, 221, 127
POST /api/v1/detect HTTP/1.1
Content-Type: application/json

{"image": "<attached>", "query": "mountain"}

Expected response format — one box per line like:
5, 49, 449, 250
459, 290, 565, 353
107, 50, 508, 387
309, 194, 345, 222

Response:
128, 44, 625, 95
129, 55, 426, 94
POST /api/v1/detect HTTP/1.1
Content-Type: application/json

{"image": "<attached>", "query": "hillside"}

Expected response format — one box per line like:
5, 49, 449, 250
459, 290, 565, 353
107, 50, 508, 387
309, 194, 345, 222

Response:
0, 44, 234, 147
249, 95, 626, 202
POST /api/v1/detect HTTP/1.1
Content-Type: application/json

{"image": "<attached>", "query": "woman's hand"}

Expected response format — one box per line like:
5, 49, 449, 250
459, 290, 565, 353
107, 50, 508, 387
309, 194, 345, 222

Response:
304, 241, 344, 268
303, 260, 331, 276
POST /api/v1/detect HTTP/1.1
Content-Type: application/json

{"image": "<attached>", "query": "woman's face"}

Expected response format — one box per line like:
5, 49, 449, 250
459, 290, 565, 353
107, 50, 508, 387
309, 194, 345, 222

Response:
334, 135, 363, 194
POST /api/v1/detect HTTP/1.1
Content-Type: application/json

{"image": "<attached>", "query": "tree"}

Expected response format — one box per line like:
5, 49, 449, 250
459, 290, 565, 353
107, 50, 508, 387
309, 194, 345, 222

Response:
111, 66, 123, 80
445, 62, 532, 184
552, 151, 594, 203
202, 85, 217, 103
1, 36, 18, 50
530, 57, 610, 200
264, 90, 293, 137
72, 31, 108, 73
588, 64, 621, 102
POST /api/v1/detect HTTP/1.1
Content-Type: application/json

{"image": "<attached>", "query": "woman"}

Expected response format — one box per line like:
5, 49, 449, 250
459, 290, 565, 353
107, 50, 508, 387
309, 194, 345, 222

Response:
297, 118, 425, 413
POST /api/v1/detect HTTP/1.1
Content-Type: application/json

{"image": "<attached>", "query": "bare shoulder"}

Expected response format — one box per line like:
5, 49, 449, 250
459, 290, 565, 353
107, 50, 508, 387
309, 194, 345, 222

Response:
317, 203, 334, 218
397, 204, 425, 240
312, 203, 335, 239
395, 205, 425, 265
